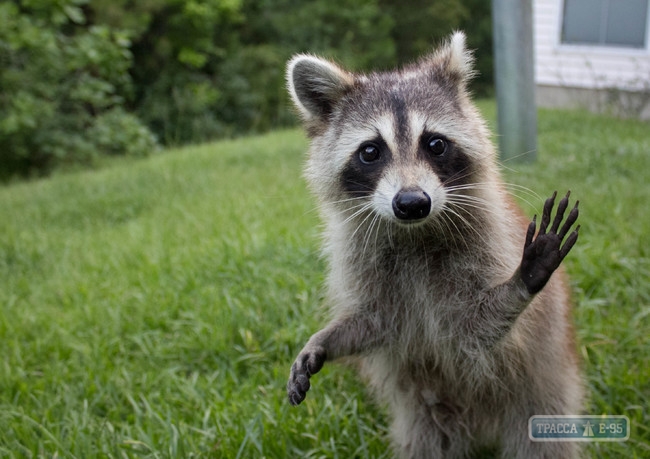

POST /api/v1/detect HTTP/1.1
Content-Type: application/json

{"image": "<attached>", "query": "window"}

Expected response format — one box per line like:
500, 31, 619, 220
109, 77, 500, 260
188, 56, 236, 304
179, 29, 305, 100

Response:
561, 0, 649, 48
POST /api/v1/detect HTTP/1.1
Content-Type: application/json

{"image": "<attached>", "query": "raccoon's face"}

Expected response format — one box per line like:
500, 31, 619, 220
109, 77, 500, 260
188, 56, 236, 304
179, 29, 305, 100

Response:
288, 32, 494, 229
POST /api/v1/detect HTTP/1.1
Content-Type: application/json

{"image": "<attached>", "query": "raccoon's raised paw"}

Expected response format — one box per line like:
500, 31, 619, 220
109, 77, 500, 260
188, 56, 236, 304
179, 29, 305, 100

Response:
287, 346, 326, 405
520, 191, 580, 295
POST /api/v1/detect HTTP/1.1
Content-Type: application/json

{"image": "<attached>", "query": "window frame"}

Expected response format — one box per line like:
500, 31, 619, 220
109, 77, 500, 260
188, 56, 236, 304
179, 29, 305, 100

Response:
557, 0, 650, 53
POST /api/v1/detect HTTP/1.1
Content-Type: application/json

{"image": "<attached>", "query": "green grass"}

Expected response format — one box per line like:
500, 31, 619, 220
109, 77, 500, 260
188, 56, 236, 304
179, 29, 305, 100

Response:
0, 103, 648, 457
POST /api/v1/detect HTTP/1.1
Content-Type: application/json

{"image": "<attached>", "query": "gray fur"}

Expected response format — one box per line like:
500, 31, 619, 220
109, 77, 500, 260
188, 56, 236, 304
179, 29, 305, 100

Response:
286, 32, 584, 458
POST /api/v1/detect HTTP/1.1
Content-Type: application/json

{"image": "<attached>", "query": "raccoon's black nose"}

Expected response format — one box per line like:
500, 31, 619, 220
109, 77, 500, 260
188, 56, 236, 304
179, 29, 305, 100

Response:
392, 190, 431, 220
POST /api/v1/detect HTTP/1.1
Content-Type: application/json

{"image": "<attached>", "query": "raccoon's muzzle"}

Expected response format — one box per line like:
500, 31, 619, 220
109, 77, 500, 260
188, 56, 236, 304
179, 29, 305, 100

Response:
392, 188, 431, 221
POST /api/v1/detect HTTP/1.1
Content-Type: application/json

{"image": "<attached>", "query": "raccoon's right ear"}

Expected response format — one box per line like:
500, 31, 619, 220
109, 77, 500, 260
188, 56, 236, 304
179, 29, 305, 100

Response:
287, 55, 354, 125
427, 31, 476, 88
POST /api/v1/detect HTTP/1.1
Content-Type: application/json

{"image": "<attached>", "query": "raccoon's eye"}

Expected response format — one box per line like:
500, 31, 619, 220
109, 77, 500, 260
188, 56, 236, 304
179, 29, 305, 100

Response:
358, 144, 381, 164
427, 137, 447, 156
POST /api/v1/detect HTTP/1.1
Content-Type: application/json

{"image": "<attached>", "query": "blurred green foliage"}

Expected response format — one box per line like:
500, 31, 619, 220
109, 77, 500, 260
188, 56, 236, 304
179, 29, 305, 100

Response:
0, 0, 493, 178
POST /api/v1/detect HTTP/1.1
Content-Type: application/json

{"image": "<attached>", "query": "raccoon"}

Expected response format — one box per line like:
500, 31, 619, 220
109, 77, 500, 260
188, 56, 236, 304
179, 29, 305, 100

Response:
285, 32, 583, 459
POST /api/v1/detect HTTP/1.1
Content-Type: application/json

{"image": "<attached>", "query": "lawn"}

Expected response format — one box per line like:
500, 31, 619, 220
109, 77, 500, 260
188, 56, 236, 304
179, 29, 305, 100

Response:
0, 102, 648, 458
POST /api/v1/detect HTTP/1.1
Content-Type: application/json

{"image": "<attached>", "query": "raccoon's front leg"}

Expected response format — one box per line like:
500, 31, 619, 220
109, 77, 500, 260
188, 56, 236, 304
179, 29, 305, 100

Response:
520, 190, 580, 294
287, 314, 382, 405
476, 191, 579, 344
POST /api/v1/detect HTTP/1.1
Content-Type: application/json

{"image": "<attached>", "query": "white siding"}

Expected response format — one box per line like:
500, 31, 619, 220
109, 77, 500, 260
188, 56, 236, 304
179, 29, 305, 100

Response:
534, 0, 650, 91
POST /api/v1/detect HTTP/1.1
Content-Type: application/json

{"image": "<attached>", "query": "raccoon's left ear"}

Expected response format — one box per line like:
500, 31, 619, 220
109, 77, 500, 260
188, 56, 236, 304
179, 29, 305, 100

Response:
287, 55, 354, 125
428, 31, 476, 86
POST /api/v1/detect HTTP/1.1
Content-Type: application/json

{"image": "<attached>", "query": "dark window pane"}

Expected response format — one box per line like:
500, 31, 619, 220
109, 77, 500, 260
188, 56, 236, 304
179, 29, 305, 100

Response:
562, 0, 649, 47
605, 0, 648, 47
562, 0, 604, 44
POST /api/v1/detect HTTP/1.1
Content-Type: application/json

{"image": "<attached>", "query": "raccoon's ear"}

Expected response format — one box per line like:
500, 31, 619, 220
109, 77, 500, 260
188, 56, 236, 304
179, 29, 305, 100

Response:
428, 31, 476, 86
287, 55, 354, 124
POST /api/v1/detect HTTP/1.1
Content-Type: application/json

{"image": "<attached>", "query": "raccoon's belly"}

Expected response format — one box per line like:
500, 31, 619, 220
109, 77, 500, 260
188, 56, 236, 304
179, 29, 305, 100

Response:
359, 349, 509, 415
358, 349, 511, 447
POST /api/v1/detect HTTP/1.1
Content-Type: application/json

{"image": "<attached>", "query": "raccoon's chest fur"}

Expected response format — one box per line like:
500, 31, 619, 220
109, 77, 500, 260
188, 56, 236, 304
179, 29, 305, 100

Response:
327, 222, 509, 350
345, 245, 517, 408
323, 207, 525, 391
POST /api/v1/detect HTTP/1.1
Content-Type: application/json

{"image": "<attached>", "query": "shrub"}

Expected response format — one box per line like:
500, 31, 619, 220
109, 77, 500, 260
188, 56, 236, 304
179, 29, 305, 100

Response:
90, 108, 159, 158
0, 1, 156, 179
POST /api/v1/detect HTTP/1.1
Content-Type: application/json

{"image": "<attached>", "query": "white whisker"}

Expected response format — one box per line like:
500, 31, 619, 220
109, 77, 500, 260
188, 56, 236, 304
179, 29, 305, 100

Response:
341, 202, 374, 226
350, 204, 377, 241
443, 204, 492, 250
362, 212, 382, 259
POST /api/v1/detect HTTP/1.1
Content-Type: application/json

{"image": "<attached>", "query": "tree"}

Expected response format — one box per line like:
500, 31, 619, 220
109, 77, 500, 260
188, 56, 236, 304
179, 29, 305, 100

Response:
0, 0, 495, 179
379, 0, 493, 95
0, 0, 157, 178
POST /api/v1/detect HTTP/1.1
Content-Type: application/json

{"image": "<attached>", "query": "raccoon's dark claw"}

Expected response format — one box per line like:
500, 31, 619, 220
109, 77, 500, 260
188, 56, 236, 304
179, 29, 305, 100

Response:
520, 191, 580, 295
288, 373, 309, 405
287, 346, 326, 406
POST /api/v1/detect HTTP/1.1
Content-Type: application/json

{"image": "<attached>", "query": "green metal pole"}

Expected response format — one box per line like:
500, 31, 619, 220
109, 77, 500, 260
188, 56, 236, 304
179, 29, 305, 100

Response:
492, 0, 537, 162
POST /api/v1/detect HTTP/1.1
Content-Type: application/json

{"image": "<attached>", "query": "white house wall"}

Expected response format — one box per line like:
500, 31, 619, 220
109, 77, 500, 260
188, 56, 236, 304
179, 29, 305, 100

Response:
534, 0, 650, 92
